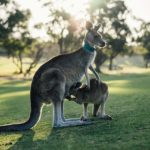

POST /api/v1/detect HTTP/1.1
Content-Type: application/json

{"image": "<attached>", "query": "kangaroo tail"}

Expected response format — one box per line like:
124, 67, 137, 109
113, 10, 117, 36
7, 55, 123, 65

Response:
0, 88, 43, 132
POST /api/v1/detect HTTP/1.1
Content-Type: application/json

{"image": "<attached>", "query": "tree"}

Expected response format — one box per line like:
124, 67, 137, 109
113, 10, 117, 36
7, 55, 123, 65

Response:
144, 54, 150, 68
43, 1, 84, 54
0, 0, 29, 47
0, 0, 44, 75
0, 0, 30, 73
3, 32, 33, 74
136, 22, 150, 68
95, 50, 108, 73
24, 41, 44, 76
2, 5, 32, 74
89, 0, 131, 70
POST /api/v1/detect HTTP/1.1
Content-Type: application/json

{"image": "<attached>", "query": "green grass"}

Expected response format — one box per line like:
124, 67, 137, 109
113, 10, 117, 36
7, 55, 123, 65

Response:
0, 73, 150, 150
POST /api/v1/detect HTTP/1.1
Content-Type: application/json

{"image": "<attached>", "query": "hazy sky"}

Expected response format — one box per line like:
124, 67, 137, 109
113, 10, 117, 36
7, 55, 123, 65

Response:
125, 0, 150, 22
15, 0, 150, 39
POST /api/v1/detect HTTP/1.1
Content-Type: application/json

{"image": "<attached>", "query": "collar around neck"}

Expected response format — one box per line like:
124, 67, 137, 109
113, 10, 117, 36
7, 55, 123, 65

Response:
83, 41, 95, 52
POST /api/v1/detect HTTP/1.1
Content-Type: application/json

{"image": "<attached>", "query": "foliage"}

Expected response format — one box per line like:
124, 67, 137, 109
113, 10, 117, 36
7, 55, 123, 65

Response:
137, 22, 150, 51
43, 2, 84, 54
0, 0, 44, 75
95, 50, 108, 73
90, 0, 131, 70
3, 33, 43, 76
1, 0, 150, 74
0, 0, 8, 5
24, 41, 44, 76
0, 0, 30, 46
3, 32, 33, 73
0, 0, 29, 73
3, 36, 44, 75
136, 22, 150, 68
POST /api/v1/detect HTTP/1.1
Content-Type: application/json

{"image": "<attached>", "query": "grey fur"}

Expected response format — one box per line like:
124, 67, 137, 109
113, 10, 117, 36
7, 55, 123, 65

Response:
0, 22, 106, 131
68, 79, 112, 121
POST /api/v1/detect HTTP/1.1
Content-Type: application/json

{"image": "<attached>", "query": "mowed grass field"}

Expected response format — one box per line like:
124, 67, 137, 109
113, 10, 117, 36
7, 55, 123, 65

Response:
0, 57, 150, 150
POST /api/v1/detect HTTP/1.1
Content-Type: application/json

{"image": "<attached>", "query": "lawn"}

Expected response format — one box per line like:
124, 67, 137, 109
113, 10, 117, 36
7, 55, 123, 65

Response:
0, 57, 150, 150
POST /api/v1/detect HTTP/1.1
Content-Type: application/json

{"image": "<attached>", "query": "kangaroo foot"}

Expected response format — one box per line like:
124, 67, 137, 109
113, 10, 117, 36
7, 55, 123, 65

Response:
53, 120, 92, 128
99, 114, 112, 120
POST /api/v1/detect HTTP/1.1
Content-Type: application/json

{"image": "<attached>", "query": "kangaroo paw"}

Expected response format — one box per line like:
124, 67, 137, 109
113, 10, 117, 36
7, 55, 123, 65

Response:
80, 116, 91, 121
99, 114, 112, 120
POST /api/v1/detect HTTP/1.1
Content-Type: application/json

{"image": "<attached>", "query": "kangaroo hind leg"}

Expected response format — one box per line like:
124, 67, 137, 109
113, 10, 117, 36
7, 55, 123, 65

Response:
44, 68, 92, 127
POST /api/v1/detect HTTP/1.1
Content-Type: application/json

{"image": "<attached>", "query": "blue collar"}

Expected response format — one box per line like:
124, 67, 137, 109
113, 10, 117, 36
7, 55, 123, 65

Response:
83, 41, 95, 52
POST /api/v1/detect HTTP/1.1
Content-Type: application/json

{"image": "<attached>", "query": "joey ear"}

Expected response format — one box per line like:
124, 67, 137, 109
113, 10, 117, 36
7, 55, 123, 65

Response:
94, 23, 101, 31
86, 21, 93, 30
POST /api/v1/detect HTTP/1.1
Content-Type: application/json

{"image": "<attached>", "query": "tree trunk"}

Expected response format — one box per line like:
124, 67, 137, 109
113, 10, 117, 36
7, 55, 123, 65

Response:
58, 38, 64, 54
109, 56, 113, 70
24, 48, 43, 77
58, 28, 65, 54
145, 61, 149, 68
18, 52, 23, 74
144, 53, 150, 68
12, 53, 23, 74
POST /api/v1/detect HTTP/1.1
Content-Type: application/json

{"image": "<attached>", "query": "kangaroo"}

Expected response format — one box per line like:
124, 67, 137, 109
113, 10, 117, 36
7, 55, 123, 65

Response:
0, 21, 106, 131
68, 79, 112, 121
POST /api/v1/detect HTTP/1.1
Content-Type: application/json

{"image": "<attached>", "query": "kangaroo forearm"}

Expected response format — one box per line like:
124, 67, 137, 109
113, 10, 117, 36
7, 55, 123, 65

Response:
85, 70, 90, 87
89, 65, 100, 81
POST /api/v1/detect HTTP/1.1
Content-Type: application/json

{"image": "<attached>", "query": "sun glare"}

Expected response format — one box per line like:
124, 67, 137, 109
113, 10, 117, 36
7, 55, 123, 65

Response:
15, 0, 150, 40
51, 0, 90, 20
16, 0, 90, 40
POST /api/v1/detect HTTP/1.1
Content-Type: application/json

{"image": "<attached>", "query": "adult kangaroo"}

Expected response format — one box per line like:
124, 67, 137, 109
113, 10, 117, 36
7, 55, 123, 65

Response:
0, 21, 105, 131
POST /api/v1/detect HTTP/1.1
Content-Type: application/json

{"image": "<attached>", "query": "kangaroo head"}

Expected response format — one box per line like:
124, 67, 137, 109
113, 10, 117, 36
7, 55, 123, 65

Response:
85, 21, 105, 48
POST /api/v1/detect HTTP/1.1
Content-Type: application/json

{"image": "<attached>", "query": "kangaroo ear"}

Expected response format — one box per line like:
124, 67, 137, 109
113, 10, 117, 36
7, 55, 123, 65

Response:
86, 21, 93, 30
94, 23, 101, 31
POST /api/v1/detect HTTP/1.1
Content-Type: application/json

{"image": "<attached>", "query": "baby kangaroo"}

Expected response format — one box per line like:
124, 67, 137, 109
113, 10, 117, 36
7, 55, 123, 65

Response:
69, 79, 112, 121
0, 21, 106, 131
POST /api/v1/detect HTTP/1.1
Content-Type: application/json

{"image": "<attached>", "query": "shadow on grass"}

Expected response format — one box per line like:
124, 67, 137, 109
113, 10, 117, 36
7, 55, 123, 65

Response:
0, 74, 32, 80
0, 79, 31, 85
101, 72, 150, 82
0, 86, 29, 95
0, 72, 149, 150
8, 123, 114, 150
8, 107, 150, 150
0, 79, 31, 95
2, 92, 150, 150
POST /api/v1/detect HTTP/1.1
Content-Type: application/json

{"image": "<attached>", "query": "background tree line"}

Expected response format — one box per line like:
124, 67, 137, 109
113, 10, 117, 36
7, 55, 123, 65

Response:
0, 0, 150, 76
